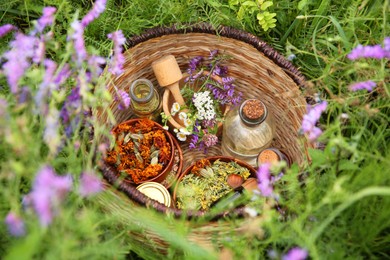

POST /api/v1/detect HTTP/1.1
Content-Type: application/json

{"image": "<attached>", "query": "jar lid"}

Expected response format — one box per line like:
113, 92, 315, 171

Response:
136, 182, 171, 207
239, 99, 267, 126
130, 79, 154, 103
257, 149, 280, 165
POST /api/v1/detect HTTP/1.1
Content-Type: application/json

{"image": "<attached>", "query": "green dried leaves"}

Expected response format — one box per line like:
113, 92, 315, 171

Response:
175, 160, 251, 210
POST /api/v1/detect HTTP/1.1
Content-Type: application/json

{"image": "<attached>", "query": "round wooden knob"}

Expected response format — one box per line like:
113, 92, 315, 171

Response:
152, 55, 183, 87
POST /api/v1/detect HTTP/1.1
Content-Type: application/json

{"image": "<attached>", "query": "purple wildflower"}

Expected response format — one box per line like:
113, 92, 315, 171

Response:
107, 30, 126, 75
33, 37, 46, 63
79, 171, 103, 197
282, 247, 308, 260
35, 7, 56, 33
301, 100, 327, 142
209, 49, 218, 59
88, 55, 106, 77
347, 44, 387, 60
2, 33, 37, 93
188, 123, 200, 149
81, 0, 107, 27
18, 87, 31, 104
349, 80, 377, 92
201, 118, 217, 128
5, 212, 25, 237
54, 64, 71, 86
384, 37, 390, 53
212, 65, 228, 76
188, 135, 199, 150
257, 163, 273, 197
60, 86, 82, 137
26, 166, 72, 227
44, 108, 61, 154
70, 21, 87, 64
35, 59, 58, 114
0, 24, 17, 38
116, 89, 131, 110
187, 56, 204, 75
202, 133, 218, 147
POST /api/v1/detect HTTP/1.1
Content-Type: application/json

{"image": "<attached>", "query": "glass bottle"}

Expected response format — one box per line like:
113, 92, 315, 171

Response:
221, 99, 275, 167
129, 78, 162, 121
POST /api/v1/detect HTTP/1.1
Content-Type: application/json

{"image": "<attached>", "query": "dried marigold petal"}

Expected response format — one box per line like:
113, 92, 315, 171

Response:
191, 159, 211, 175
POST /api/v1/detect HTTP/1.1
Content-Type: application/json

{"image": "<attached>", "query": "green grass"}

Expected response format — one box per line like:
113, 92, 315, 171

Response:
0, 0, 389, 259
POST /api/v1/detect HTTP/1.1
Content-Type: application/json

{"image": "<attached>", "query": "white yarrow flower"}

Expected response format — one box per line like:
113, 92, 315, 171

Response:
193, 91, 215, 120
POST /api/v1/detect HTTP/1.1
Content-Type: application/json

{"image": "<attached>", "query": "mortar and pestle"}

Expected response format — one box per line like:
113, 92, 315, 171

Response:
152, 54, 229, 133
152, 55, 187, 129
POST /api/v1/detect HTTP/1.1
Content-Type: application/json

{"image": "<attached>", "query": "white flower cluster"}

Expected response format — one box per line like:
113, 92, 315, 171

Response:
192, 91, 215, 120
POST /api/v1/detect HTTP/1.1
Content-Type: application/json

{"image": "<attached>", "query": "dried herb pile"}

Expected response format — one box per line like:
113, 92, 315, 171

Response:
175, 159, 251, 210
105, 119, 172, 184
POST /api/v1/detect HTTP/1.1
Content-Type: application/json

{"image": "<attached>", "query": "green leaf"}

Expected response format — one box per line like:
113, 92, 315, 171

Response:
242, 1, 257, 7
308, 148, 328, 168
298, 0, 309, 10
256, 13, 264, 21
228, 0, 240, 6
338, 159, 360, 171
260, 1, 273, 10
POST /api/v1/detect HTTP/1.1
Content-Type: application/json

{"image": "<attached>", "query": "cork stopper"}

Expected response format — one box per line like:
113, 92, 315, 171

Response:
258, 149, 280, 164
239, 99, 267, 126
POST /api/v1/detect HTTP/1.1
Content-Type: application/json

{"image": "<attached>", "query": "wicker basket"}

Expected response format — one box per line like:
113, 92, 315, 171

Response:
96, 23, 314, 253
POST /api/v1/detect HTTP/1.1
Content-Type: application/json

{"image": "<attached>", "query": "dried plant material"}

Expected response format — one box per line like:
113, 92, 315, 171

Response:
105, 119, 171, 184
175, 159, 251, 210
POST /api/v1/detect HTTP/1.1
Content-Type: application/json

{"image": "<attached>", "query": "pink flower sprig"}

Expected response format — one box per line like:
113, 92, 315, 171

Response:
0, 24, 17, 38
79, 171, 103, 197
35, 7, 57, 34
257, 163, 274, 197
115, 89, 131, 110
107, 30, 126, 75
347, 37, 388, 92
349, 80, 376, 92
301, 101, 327, 142
81, 0, 107, 27
24, 166, 72, 227
5, 212, 26, 237
347, 37, 390, 60
282, 247, 308, 260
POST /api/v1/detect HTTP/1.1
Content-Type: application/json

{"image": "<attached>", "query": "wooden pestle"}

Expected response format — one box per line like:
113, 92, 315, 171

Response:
152, 55, 186, 106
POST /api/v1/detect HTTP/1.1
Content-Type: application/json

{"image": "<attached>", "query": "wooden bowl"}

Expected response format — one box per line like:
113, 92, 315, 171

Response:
172, 155, 257, 210
108, 118, 176, 185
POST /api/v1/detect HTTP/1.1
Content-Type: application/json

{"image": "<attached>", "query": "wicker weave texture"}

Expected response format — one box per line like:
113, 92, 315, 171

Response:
100, 30, 312, 171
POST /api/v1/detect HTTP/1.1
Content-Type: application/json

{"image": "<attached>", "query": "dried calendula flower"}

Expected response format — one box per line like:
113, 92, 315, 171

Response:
105, 119, 172, 184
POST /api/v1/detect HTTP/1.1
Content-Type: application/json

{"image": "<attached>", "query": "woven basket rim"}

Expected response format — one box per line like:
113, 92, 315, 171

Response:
125, 22, 306, 89
100, 23, 309, 220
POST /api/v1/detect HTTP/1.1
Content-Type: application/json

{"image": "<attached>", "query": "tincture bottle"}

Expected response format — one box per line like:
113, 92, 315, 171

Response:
221, 99, 275, 166
129, 79, 162, 121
